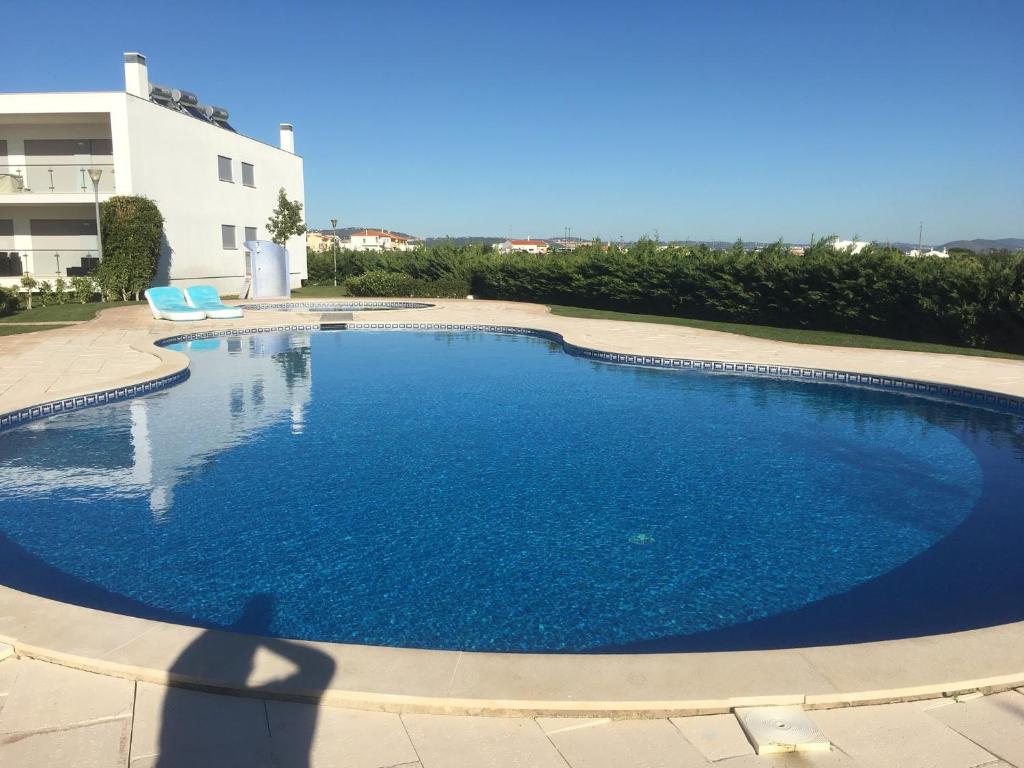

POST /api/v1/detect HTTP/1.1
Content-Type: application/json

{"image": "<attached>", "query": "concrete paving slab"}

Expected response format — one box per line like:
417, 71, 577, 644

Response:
266, 700, 419, 768
926, 690, 1024, 766
0, 644, 12, 663
671, 714, 755, 761
0, 718, 131, 768
0, 659, 133, 736
402, 713, 568, 768
538, 717, 708, 767
128, 682, 275, 768
811, 702, 998, 768
0, 657, 20, 696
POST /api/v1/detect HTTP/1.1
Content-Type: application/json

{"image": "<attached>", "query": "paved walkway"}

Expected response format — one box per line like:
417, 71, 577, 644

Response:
1, 651, 1022, 767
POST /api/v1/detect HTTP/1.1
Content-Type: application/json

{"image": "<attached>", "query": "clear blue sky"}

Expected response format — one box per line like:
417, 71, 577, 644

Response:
8, 0, 1023, 244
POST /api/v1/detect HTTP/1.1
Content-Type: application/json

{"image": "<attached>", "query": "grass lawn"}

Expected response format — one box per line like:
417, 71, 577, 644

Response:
0, 301, 143, 324
548, 305, 1024, 361
0, 324, 77, 337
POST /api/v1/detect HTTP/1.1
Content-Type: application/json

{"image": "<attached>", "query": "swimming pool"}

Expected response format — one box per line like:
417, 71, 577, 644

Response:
1, 329, 1022, 653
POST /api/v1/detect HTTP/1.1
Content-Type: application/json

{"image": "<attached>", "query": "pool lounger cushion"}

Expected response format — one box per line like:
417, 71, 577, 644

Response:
145, 287, 207, 321
184, 285, 244, 319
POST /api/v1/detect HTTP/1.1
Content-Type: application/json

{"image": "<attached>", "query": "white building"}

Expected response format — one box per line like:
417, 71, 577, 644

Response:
833, 239, 871, 255
0, 52, 306, 294
907, 247, 950, 258
344, 229, 416, 252
495, 239, 550, 255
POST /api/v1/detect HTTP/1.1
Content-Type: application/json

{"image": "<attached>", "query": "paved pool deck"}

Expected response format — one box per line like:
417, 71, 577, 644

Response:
2, 299, 1024, 764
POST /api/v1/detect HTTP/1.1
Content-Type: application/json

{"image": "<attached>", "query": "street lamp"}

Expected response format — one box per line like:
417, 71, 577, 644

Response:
87, 168, 104, 262
330, 217, 338, 287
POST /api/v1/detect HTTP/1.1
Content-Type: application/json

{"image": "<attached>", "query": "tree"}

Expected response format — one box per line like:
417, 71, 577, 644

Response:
95, 195, 165, 301
266, 188, 307, 246
20, 275, 37, 310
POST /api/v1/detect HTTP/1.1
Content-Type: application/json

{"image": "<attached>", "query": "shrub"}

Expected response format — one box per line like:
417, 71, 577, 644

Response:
70, 276, 97, 304
36, 280, 55, 306
96, 195, 165, 301
53, 277, 69, 304
0, 286, 19, 316
344, 270, 416, 297
306, 249, 337, 286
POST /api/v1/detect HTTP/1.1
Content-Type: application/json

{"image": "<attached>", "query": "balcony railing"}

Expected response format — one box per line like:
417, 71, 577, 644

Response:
0, 249, 100, 278
0, 164, 115, 194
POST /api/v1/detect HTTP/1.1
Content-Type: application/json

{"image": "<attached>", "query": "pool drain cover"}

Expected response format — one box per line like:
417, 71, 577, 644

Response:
734, 706, 830, 755
629, 533, 655, 545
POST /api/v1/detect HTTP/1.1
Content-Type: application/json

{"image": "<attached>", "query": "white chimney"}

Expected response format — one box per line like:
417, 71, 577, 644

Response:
124, 52, 149, 98
280, 123, 295, 153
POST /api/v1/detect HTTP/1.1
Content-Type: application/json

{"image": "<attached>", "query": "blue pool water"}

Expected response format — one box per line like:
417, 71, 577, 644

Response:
1, 330, 1022, 652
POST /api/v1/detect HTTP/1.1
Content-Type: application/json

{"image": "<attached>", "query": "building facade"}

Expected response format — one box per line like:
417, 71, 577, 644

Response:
345, 229, 416, 252
0, 52, 306, 294
306, 232, 340, 252
496, 239, 550, 255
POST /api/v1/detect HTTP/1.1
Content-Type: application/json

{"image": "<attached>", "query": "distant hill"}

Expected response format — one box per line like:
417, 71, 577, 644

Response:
942, 238, 1024, 253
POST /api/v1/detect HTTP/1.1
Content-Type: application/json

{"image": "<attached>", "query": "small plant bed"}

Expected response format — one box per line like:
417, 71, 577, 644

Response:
0, 301, 143, 324
548, 305, 1024, 361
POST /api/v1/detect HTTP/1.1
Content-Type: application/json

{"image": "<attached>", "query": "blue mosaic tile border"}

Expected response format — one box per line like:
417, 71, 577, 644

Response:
154, 323, 322, 348
0, 368, 190, 433
3, 321, 1021, 434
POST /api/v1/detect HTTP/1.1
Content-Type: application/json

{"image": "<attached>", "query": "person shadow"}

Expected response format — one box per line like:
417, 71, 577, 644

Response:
153, 594, 336, 767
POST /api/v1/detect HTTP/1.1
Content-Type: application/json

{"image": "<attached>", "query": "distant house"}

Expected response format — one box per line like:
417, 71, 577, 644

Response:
833, 240, 870, 254
788, 246, 806, 256
345, 229, 417, 252
907, 247, 950, 258
306, 232, 340, 252
496, 239, 550, 255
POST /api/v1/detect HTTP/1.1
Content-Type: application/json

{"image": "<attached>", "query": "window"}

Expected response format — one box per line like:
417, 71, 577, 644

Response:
30, 219, 96, 236
217, 155, 233, 182
244, 227, 257, 244
241, 162, 255, 187
221, 225, 236, 249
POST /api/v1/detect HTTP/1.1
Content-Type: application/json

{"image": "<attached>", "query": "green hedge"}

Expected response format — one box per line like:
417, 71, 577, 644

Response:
478, 245, 1024, 352
304, 241, 1024, 353
97, 195, 164, 301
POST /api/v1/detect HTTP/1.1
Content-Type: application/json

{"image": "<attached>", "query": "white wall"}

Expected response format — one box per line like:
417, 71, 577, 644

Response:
122, 95, 306, 294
